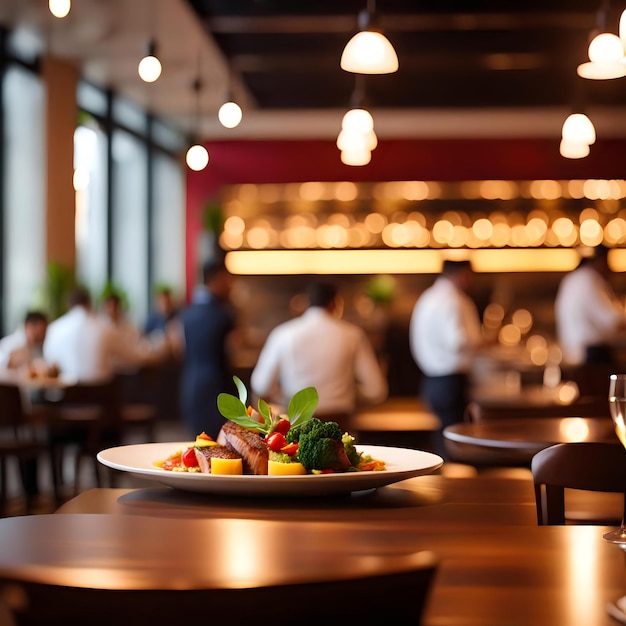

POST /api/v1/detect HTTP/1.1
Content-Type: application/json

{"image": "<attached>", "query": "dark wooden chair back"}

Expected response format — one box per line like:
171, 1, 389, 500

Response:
0, 383, 25, 429
531, 442, 626, 525
0, 550, 438, 625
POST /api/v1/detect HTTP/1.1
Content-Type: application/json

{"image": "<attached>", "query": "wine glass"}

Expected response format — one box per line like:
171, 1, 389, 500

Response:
603, 373, 626, 543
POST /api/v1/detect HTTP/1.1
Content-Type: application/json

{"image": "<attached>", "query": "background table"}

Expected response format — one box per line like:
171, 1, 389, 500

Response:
444, 417, 617, 466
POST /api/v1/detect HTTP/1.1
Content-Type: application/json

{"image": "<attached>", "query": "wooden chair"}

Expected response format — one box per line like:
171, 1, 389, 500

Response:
116, 367, 159, 443
0, 550, 438, 625
0, 383, 49, 516
45, 379, 122, 499
531, 442, 626, 525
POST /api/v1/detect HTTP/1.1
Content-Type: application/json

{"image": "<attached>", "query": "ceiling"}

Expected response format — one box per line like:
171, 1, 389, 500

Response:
1, 0, 626, 141
187, 0, 626, 110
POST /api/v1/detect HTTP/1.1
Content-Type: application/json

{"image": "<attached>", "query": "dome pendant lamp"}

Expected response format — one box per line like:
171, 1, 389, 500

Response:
341, 0, 398, 74
185, 74, 209, 172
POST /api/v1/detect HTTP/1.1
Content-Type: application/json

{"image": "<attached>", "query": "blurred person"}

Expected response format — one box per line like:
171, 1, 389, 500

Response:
171, 259, 236, 439
0, 310, 50, 374
101, 293, 142, 343
555, 245, 626, 367
144, 287, 178, 337
409, 260, 484, 458
43, 287, 163, 383
250, 281, 388, 434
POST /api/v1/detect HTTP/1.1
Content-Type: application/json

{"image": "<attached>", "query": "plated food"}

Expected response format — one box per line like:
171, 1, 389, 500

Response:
154, 377, 385, 476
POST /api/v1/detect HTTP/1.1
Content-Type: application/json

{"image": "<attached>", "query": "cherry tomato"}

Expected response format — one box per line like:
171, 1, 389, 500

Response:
274, 418, 291, 436
182, 447, 199, 468
280, 442, 299, 456
265, 431, 287, 452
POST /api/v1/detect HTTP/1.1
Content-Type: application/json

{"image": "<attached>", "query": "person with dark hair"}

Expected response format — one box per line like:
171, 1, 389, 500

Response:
144, 287, 178, 337
409, 259, 484, 458
250, 281, 388, 433
172, 260, 236, 438
555, 245, 626, 367
0, 310, 49, 373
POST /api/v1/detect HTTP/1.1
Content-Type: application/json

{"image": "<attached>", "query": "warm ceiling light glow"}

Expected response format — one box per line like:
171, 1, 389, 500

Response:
341, 31, 399, 74
336, 128, 378, 151
49, 0, 71, 18
185, 144, 209, 171
561, 114, 596, 145
340, 149, 371, 166
577, 32, 626, 80
560, 139, 590, 159
218, 101, 243, 128
138, 54, 162, 83
620, 9, 626, 46
341, 108, 374, 133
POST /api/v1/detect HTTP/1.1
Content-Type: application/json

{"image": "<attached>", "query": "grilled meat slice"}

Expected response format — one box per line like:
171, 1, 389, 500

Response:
194, 445, 241, 474
218, 421, 269, 475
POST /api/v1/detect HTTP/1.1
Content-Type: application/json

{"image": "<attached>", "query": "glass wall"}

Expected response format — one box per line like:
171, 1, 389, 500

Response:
111, 128, 149, 325
2, 64, 45, 333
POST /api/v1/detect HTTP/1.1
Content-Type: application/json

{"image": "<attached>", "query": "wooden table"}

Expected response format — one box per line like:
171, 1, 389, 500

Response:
1, 477, 624, 625
444, 416, 618, 466
352, 396, 440, 449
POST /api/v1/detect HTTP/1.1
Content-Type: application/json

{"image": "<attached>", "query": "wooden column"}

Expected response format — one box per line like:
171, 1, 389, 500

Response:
42, 56, 78, 269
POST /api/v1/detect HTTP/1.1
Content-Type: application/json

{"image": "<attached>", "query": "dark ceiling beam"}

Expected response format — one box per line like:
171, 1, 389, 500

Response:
205, 12, 595, 35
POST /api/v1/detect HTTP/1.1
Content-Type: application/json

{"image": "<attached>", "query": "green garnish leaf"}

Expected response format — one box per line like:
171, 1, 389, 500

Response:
217, 393, 264, 431
233, 375, 247, 405
257, 398, 272, 429
288, 387, 319, 427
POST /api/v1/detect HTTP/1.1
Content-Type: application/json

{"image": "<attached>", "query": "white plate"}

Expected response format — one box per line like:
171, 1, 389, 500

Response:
97, 442, 443, 497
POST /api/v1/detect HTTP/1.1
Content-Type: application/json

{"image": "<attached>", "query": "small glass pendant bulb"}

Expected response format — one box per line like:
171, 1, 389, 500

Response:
138, 41, 162, 83
559, 139, 590, 159
49, 0, 71, 18
342, 108, 374, 133
588, 33, 624, 64
186, 144, 209, 171
218, 101, 243, 129
341, 148, 371, 166
561, 113, 596, 145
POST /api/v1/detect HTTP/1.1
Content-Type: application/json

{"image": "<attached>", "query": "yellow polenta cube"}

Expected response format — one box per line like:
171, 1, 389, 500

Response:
268, 460, 307, 475
210, 457, 243, 475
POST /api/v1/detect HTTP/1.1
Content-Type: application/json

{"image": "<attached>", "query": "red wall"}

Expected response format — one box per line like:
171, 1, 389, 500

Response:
186, 138, 626, 296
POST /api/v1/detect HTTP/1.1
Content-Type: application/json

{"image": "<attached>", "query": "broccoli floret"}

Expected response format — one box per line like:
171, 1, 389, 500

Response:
342, 432, 362, 467
286, 417, 342, 444
297, 432, 351, 471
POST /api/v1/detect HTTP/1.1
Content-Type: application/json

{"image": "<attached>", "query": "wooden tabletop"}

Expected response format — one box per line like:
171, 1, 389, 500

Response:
444, 417, 618, 466
1, 483, 625, 625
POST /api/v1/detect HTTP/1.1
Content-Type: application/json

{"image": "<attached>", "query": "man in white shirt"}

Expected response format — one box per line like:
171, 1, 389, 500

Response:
409, 260, 483, 457
555, 245, 626, 367
44, 287, 161, 383
251, 282, 388, 433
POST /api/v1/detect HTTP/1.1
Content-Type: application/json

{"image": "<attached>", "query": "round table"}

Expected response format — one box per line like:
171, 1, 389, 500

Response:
443, 416, 617, 466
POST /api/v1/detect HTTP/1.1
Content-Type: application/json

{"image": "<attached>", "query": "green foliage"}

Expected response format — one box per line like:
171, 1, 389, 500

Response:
286, 417, 341, 444
202, 201, 225, 234
36, 262, 76, 320
365, 274, 396, 304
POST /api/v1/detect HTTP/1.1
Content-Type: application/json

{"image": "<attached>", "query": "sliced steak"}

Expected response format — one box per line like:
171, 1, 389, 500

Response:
194, 445, 241, 474
219, 421, 269, 475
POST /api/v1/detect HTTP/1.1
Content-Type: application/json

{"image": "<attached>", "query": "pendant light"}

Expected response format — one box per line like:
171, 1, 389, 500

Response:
338, 76, 377, 166
49, 0, 71, 18
138, 39, 162, 83
340, 0, 398, 74
577, 1, 626, 80
186, 73, 209, 172
561, 113, 596, 145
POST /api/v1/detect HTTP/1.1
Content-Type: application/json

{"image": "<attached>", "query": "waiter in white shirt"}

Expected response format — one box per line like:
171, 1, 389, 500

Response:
251, 282, 388, 434
409, 260, 483, 458
555, 245, 626, 367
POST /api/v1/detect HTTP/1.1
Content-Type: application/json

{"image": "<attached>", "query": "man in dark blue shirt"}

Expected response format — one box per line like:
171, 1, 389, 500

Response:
175, 260, 236, 438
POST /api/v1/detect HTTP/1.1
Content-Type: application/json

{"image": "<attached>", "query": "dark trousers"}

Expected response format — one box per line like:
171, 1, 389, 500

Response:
421, 373, 469, 460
